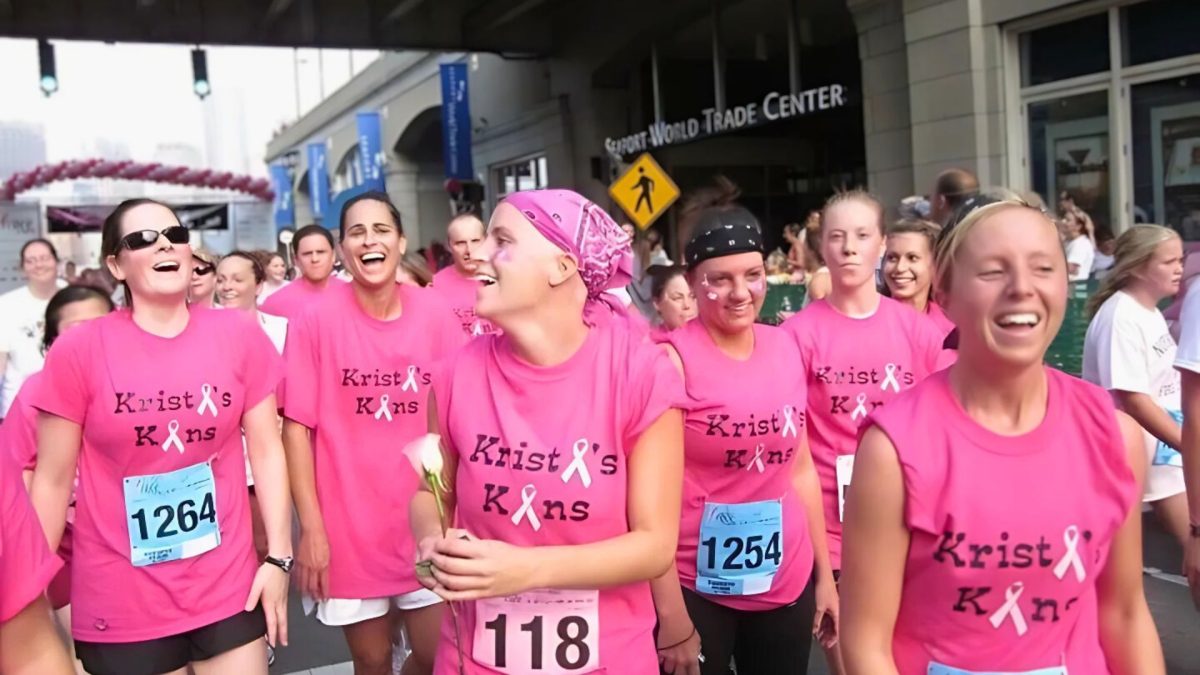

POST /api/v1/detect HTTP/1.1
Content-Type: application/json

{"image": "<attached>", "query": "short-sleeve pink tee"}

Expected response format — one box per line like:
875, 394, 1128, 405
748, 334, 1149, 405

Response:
3, 371, 42, 472
867, 368, 1137, 674
926, 302, 955, 339
432, 323, 684, 675
259, 276, 345, 321
782, 297, 949, 567
0, 454, 62, 622
282, 282, 466, 599
664, 321, 814, 611
432, 266, 497, 336
29, 307, 283, 642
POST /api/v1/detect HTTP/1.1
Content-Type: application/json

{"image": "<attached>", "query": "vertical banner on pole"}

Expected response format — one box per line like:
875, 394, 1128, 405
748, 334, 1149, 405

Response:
439, 63, 474, 181
306, 142, 331, 224
356, 111, 386, 192
271, 163, 294, 229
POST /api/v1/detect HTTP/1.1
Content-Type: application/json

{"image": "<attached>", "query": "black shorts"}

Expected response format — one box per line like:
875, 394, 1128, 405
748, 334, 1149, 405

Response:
75, 607, 266, 675
678, 579, 817, 675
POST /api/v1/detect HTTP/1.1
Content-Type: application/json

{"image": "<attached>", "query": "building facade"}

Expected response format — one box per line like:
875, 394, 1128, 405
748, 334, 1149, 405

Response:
265, 0, 1200, 252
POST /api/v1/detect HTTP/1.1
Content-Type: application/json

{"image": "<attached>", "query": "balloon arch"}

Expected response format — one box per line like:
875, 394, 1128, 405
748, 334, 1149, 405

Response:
1, 159, 274, 202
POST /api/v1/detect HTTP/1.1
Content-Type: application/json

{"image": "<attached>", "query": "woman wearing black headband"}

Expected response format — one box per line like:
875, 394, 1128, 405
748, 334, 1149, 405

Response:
650, 200, 836, 675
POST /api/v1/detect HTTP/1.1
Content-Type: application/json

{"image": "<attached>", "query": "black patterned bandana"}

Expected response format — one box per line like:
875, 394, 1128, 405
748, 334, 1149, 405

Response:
684, 206, 765, 267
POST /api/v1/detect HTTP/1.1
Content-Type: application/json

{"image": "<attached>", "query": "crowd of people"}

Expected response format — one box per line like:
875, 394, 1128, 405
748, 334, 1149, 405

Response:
0, 168, 1194, 675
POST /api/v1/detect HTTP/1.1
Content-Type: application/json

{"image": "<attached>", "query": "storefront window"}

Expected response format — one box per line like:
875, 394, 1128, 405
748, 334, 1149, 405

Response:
1122, 0, 1200, 67
1019, 13, 1109, 87
1027, 90, 1111, 230
1131, 75, 1200, 238
494, 155, 547, 199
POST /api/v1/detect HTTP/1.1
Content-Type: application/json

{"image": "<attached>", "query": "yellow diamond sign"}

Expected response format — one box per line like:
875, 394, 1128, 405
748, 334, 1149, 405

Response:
609, 153, 680, 230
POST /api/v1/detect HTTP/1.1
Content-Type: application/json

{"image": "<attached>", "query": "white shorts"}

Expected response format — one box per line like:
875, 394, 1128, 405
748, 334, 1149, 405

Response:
302, 589, 442, 627
1142, 430, 1187, 503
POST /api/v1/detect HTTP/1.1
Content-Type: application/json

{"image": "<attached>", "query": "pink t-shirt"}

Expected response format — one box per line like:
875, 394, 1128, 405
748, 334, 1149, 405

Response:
432, 266, 497, 336
259, 276, 344, 321
926, 302, 955, 339
0, 454, 62, 622
664, 321, 814, 611
30, 307, 282, 642
433, 323, 685, 675
3, 371, 42, 472
867, 368, 1137, 674
782, 296, 949, 568
282, 282, 466, 599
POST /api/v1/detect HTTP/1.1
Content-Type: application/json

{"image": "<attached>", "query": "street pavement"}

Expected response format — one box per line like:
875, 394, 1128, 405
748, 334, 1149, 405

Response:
275, 513, 1200, 674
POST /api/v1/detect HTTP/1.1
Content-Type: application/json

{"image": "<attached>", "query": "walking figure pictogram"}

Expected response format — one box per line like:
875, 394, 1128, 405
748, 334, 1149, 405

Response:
633, 167, 655, 214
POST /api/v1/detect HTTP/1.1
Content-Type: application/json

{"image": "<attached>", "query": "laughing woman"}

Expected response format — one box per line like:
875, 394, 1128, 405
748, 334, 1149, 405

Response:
281, 191, 464, 675
841, 194, 1163, 675
411, 189, 686, 674
29, 198, 293, 675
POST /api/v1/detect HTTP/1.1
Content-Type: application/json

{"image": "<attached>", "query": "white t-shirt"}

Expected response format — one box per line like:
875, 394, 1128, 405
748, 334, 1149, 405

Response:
1065, 236, 1095, 282
1085, 290, 1184, 500
0, 282, 66, 417
258, 280, 289, 304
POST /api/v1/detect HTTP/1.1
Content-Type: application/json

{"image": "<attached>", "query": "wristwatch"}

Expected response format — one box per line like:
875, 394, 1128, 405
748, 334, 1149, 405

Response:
264, 555, 295, 573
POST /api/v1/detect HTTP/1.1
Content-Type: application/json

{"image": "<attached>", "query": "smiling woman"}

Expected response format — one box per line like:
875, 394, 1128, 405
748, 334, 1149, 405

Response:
279, 190, 465, 675
0, 237, 66, 420
840, 196, 1165, 675
28, 198, 294, 675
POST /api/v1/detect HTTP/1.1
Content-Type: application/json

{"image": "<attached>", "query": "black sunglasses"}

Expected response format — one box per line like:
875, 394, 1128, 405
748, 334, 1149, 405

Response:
119, 225, 190, 252
193, 264, 215, 276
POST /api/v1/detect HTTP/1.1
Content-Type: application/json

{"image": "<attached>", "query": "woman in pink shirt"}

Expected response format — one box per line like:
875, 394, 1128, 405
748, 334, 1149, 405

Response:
882, 218, 954, 338
29, 198, 294, 675
282, 191, 465, 675
841, 193, 1163, 674
4, 284, 113, 666
411, 189, 686, 675
1, 454, 75, 675
652, 201, 837, 675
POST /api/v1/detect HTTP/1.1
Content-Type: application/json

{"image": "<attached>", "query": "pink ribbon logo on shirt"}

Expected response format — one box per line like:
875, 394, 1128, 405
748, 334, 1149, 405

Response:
401, 366, 419, 393
1052, 525, 1085, 582
197, 384, 219, 417
988, 581, 1028, 636
511, 484, 542, 532
561, 438, 592, 488
162, 420, 185, 454
781, 406, 798, 438
880, 364, 900, 392
374, 395, 393, 422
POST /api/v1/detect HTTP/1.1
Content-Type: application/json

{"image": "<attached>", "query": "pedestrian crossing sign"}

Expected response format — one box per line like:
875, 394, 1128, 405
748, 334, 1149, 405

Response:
609, 153, 680, 230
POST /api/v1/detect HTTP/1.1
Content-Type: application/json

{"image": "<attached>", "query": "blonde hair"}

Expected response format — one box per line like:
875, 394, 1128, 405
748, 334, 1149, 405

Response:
933, 188, 1056, 296
820, 188, 885, 236
1086, 224, 1180, 317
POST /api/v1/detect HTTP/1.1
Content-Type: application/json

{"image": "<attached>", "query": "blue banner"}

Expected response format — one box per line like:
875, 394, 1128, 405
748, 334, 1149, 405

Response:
270, 164, 294, 229
439, 62, 474, 180
356, 111, 386, 192
306, 142, 331, 223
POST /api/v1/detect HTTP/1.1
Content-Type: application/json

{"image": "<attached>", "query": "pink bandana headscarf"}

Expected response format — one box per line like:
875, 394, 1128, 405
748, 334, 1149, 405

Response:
501, 189, 634, 325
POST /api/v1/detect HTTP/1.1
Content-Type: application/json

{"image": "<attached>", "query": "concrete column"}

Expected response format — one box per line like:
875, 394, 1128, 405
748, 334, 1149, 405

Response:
902, 0, 1006, 195
847, 0, 916, 213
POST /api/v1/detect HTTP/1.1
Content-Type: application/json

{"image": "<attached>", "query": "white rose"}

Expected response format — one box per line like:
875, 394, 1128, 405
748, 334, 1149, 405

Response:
418, 434, 444, 475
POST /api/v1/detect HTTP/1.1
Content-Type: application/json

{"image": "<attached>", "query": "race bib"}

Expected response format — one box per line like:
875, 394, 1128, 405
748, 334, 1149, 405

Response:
928, 662, 1067, 675
473, 589, 599, 674
696, 499, 782, 596
123, 461, 220, 567
1154, 409, 1184, 467
836, 455, 855, 522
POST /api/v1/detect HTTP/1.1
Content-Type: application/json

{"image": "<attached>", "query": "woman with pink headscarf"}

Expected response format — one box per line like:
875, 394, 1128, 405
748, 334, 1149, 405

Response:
410, 190, 687, 674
